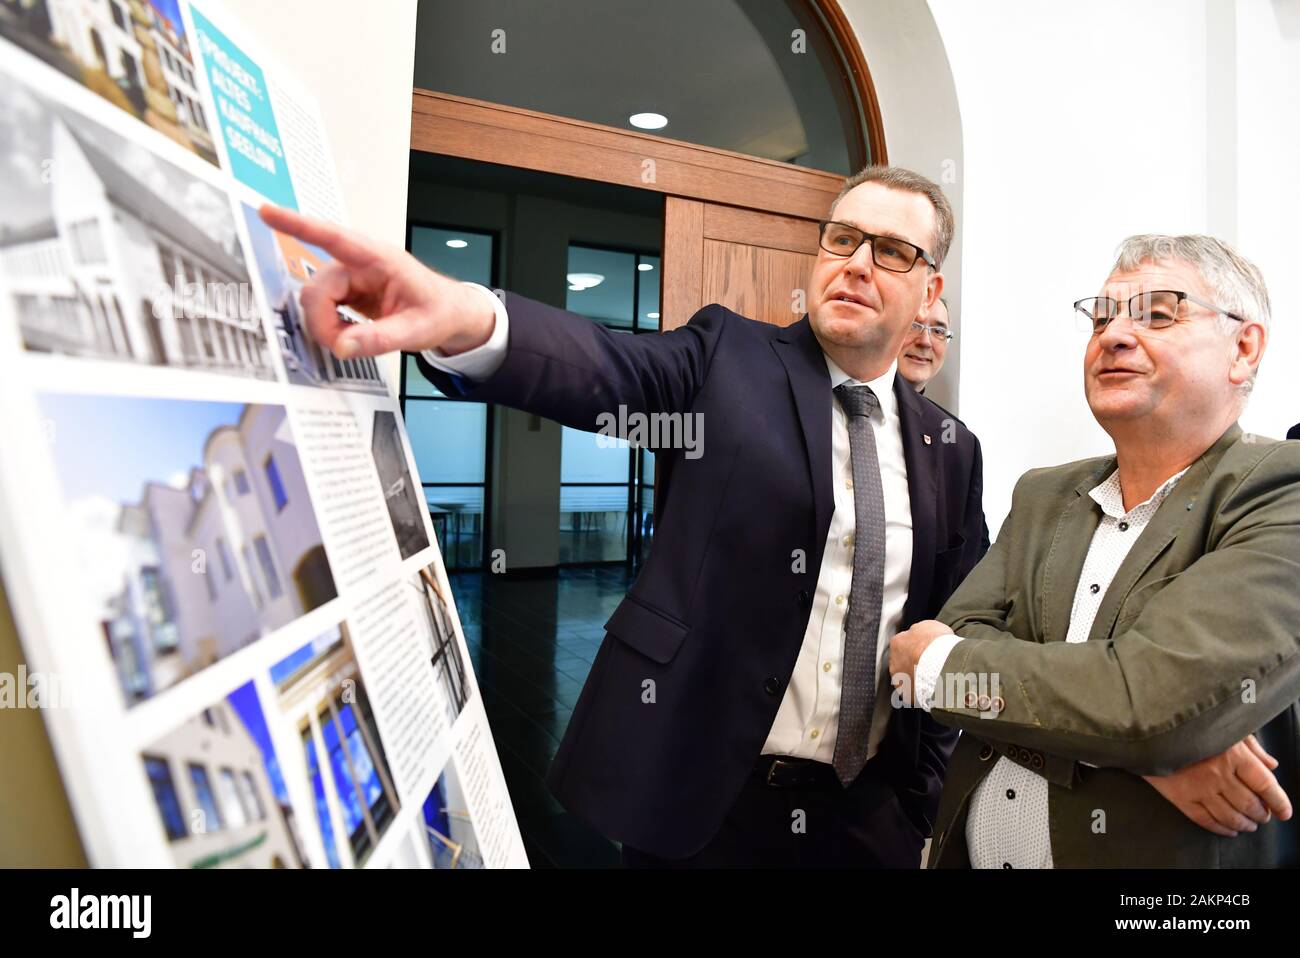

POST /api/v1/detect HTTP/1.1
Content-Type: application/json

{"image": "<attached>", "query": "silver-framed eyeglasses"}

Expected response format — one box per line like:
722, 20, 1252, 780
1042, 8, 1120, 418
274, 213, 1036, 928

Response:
910, 321, 953, 342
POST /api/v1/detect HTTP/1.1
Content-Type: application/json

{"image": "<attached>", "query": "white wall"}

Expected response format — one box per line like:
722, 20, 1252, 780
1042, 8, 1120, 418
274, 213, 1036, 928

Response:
1234, 0, 1300, 447
918, 0, 1298, 534
220, 0, 418, 389
839, 0, 965, 413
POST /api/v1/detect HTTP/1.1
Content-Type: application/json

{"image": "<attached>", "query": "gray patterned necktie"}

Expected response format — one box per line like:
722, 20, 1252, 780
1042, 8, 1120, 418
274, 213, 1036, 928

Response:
831, 383, 886, 786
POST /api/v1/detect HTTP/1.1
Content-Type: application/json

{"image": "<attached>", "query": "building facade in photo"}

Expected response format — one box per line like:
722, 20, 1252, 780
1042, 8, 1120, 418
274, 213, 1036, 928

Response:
268, 229, 387, 393
272, 625, 401, 868
411, 563, 470, 726
142, 695, 305, 869
422, 763, 482, 869
104, 404, 337, 703
0, 0, 218, 161
0, 115, 270, 378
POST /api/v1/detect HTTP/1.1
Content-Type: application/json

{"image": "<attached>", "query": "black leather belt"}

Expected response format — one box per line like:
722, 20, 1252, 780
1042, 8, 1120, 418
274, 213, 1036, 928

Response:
753, 755, 841, 789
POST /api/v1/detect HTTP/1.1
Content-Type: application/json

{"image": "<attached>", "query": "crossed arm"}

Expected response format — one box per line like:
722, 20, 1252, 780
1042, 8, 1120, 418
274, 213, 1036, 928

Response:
891, 444, 1300, 833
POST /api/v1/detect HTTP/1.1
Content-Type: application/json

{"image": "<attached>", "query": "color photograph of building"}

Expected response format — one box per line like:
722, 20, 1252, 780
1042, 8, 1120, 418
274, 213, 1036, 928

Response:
141, 679, 308, 868
371, 409, 431, 560
240, 203, 388, 394
410, 562, 471, 727
0, 0, 219, 164
422, 758, 482, 869
270, 622, 401, 868
0, 67, 274, 379
39, 394, 338, 705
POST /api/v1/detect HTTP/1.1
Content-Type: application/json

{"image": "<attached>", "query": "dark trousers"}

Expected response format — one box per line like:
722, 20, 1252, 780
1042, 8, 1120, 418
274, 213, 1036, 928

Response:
621, 758, 927, 868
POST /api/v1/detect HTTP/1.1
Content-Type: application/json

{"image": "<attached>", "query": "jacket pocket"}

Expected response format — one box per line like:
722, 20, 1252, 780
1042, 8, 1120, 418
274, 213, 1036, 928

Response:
603, 593, 690, 665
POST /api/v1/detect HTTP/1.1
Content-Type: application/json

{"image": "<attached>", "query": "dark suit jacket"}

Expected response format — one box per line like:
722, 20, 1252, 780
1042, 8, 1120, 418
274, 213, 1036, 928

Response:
417, 294, 988, 859
927, 426, 1300, 867
1287, 423, 1299, 441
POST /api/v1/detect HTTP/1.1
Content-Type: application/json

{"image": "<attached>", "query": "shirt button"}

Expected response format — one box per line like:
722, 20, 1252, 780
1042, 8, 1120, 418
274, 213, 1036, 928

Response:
835, 594, 846, 605
823, 662, 832, 673
809, 728, 820, 739
1089, 583, 1100, 594
1006, 789, 1016, 800
845, 478, 853, 490
1118, 521, 1130, 531
842, 535, 853, 547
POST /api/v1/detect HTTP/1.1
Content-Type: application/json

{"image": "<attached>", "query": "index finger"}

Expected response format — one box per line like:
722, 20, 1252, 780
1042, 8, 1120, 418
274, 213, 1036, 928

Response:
259, 204, 385, 268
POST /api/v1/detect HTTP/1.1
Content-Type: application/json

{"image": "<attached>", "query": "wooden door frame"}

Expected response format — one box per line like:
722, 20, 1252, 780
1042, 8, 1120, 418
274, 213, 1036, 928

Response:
410, 88, 847, 221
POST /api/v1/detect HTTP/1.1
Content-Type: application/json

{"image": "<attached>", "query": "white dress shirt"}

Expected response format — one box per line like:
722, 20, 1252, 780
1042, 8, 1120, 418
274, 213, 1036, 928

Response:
424, 287, 915, 763
915, 465, 1188, 868
761, 356, 912, 761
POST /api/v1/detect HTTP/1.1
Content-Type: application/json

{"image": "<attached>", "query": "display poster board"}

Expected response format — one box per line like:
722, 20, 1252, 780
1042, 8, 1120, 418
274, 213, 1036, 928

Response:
0, 0, 528, 869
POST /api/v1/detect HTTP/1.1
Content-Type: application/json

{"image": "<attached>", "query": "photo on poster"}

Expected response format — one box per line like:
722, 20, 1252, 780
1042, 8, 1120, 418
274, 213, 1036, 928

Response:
422, 756, 483, 869
269, 621, 401, 869
0, 0, 219, 164
238, 202, 388, 394
410, 561, 471, 727
0, 62, 275, 380
38, 394, 338, 706
140, 678, 309, 868
370, 409, 431, 560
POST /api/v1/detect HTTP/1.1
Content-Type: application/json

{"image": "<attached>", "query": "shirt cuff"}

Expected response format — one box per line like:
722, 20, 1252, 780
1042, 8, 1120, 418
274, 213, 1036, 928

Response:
914, 632, 964, 712
420, 282, 509, 381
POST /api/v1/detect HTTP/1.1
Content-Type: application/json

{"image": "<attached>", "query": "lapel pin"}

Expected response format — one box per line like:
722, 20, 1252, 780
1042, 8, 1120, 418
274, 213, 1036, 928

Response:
923, 434, 932, 445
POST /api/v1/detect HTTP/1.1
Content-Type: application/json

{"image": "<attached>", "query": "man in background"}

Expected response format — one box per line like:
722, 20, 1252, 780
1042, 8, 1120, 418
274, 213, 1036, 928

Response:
897, 296, 952, 394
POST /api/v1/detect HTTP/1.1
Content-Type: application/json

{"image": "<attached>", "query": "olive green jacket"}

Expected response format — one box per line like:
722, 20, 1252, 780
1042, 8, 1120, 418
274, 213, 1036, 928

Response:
927, 425, 1300, 867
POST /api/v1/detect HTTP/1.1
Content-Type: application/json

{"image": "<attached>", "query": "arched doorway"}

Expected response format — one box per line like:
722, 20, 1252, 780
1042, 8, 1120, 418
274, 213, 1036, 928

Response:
405, 0, 910, 869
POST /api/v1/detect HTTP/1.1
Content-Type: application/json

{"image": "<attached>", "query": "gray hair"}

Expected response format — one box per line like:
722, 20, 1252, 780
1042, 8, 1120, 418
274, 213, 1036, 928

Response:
1112, 234, 1270, 399
831, 166, 955, 269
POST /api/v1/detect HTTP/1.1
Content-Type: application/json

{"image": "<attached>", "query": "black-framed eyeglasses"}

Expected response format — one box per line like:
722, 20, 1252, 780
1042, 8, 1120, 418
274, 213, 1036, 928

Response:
818, 221, 936, 272
1073, 290, 1245, 334
910, 320, 953, 342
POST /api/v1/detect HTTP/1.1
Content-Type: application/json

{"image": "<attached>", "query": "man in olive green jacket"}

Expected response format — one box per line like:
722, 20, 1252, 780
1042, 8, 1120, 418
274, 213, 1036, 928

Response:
891, 234, 1299, 867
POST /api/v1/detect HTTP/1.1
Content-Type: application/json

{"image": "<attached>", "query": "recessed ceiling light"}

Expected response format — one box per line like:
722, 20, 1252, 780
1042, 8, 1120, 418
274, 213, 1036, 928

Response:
647, 312, 660, 319
445, 239, 468, 248
637, 263, 654, 272
629, 112, 668, 130
566, 272, 605, 291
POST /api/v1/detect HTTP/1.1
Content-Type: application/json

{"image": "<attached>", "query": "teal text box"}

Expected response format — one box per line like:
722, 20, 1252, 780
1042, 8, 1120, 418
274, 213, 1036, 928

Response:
190, 6, 297, 209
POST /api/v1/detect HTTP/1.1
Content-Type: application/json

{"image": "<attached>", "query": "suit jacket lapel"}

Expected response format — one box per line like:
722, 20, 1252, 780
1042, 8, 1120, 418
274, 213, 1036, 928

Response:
1086, 424, 1243, 643
895, 378, 939, 626
1041, 469, 1106, 644
772, 319, 834, 547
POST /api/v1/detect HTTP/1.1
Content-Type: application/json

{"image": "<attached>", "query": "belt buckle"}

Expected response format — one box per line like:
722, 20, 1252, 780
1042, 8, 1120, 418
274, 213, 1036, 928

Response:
766, 757, 793, 787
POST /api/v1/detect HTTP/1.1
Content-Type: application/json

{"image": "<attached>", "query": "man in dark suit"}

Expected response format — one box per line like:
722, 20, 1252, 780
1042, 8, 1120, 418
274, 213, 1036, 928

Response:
260, 164, 986, 867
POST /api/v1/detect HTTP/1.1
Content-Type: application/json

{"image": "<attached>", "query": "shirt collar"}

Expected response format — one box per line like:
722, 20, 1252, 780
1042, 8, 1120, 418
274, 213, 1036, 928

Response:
824, 354, 898, 421
1089, 466, 1189, 519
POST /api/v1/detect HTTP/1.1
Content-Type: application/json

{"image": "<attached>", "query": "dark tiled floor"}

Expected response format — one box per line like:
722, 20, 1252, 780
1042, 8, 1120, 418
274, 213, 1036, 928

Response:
449, 565, 634, 868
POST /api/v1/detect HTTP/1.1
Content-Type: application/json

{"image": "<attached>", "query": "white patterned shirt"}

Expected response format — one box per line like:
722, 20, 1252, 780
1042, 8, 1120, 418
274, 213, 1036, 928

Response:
916, 464, 1187, 868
